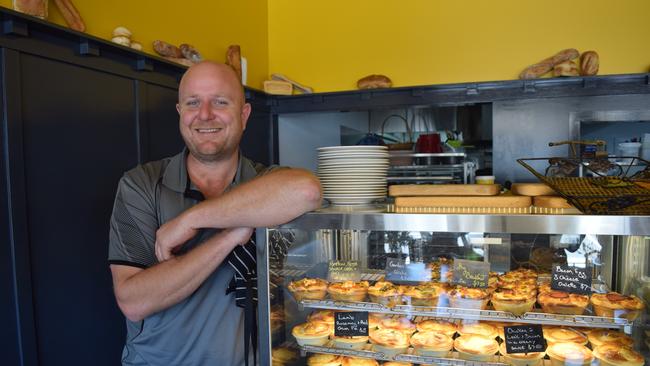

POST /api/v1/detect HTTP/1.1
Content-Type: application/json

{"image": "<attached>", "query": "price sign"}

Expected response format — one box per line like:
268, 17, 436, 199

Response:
385, 259, 431, 284
328, 261, 360, 282
452, 259, 489, 288
551, 264, 592, 295
504, 325, 546, 354
334, 311, 368, 337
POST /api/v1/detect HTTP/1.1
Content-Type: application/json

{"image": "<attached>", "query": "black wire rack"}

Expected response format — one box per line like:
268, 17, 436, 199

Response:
517, 157, 650, 215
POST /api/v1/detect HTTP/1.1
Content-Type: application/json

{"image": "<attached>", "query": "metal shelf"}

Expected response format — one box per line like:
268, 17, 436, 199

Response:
299, 300, 632, 330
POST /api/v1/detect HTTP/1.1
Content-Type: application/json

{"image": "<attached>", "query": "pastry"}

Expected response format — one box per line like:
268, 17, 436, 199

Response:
327, 280, 369, 302
498, 342, 545, 366
53, 0, 85, 32
368, 312, 388, 330
292, 321, 332, 346
287, 278, 328, 301
457, 321, 498, 339
585, 329, 634, 347
380, 316, 416, 336
543, 327, 588, 346
270, 305, 284, 334
453, 334, 499, 362
331, 335, 369, 350
368, 328, 410, 357
357, 74, 392, 89
448, 286, 490, 310
491, 288, 536, 316
341, 357, 379, 366
367, 281, 403, 306
307, 353, 343, 366
546, 342, 594, 366
308, 309, 335, 326
401, 282, 444, 306
590, 292, 645, 320
409, 331, 453, 357
592, 344, 644, 366
271, 346, 298, 366
415, 318, 457, 337
537, 290, 589, 315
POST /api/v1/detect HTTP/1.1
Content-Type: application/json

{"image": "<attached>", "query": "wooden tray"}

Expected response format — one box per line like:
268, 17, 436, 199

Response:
389, 184, 501, 197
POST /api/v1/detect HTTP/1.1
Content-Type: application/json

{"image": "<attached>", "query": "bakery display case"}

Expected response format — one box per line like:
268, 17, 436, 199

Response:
257, 212, 650, 366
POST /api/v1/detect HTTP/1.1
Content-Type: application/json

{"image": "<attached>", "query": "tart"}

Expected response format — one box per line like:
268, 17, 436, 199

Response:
457, 321, 498, 339
415, 319, 457, 337
453, 334, 499, 362
449, 286, 490, 310
271, 346, 298, 366
331, 335, 369, 350
307, 353, 343, 366
367, 281, 403, 307
592, 344, 645, 366
341, 357, 379, 366
308, 309, 336, 327
380, 316, 416, 336
287, 278, 328, 301
586, 329, 634, 347
590, 292, 645, 320
546, 342, 594, 366
409, 331, 453, 357
537, 290, 589, 315
498, 342, 545, 366
543, 327, 588, 346
327, 280, 370, 302
402, 282, 445, 306
491, 288, 537, 316
292, 321, 332, 346
368, 328, 410, 357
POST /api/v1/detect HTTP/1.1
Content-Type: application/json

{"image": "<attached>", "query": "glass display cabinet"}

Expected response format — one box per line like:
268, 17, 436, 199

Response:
257, 211, 650, 366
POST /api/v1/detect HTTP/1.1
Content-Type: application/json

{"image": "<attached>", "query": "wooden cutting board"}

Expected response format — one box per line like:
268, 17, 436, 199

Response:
395, 195, 532, 208
511, 183, 557, 196
389, 184, 501, 197
533, 195, 572, 209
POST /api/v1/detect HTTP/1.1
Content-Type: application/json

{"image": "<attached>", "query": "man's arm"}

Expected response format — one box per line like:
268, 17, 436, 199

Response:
112, 227, 252, 322
156, 168, 321, 261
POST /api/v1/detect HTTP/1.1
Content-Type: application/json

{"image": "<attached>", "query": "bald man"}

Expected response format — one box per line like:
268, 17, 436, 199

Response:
108, 61, 321, 365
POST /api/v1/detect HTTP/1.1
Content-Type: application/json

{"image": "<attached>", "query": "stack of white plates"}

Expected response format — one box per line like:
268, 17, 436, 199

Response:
317, 145, 389, 205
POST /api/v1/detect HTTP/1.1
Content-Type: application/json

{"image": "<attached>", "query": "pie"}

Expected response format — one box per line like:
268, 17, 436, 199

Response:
409, 331, 453, 357
271, 346, 298, 366
491, 288, 536, 316
292, 321, 333, 346
448, 286, 490, 310
401, 282, 445, 306
308, 309, 336, 326
546, 342, 594, 366
327, 280, 370, 302
367, 281, 403, 307
368, 312, 388, 330
543, 327, 588, 346
368, 328, 410, 357
457, 321, 498, 339
590, 292, 645, 320
453, 334, 499, 362
537, 290, 589, 315
592, 344, 645, 366
331, 335, 369, 350
379, 316, 416, 336
586, 329, 634, 347
498, 342, 545, 366
415, 319, 457, 337
382, 362, 413, 366
307, 353, 343, 366
287, 278, 328, 301
341, 357, 379, 366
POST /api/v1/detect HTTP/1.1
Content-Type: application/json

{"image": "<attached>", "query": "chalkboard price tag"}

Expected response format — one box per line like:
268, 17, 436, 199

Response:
385, 259, 431, 284
452, 259, 489, 288
504, 325, 546, 354
334, 311, 368, 337
551, 264, 592, 295
328, 261, 361, 282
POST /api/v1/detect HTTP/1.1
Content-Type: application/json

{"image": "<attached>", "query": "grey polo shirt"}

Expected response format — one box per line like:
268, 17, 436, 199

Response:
108, 149, 270, 365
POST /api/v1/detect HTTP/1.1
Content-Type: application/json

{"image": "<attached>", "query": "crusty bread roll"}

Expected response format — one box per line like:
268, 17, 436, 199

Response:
553, 60, 579, 77
13, 0, 47, 18
519, 48, 579, 79
357, 74, 392, 89
511, 183, 557, 196
580, 51, 599, 76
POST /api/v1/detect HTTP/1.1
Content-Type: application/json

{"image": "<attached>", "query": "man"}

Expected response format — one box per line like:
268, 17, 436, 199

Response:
108, 61, 322, 365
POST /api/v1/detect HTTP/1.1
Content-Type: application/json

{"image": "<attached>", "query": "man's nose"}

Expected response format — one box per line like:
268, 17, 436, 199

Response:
198, 102, 215, 120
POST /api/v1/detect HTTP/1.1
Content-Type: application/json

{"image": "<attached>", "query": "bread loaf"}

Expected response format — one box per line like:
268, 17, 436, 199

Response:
153, 40, 183, 58
263, 80, 293, 95
519, 48, 579, 79
357, 74, 392, 89
13, 0, 47, 18
226, 45, 242, 81
53, 0, 85, 32
389, 184, 501, 197
553, 61, 579, 77
180, 44, 202, 63
580, 51, 599, 76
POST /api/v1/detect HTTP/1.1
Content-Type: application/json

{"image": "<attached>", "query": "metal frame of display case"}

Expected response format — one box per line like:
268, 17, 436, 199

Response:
256, 212, 650, 365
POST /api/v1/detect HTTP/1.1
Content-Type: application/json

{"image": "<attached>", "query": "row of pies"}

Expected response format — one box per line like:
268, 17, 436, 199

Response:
287, 268, 646, 319
291, 312, 644, 366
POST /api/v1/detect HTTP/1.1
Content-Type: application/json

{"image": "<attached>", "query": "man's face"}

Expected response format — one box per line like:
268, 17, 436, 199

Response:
176, 63, 251, 163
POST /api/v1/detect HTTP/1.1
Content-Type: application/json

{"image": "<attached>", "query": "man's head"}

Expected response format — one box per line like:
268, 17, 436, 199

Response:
176, 61, 251, 163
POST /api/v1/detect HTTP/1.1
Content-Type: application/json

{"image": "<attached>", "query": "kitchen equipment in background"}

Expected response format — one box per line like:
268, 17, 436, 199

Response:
381, 114, 414, 166
618, 142, 641, 164
416, 133, 443, 153
387, 152, 477, 184
476, 175, 496, 185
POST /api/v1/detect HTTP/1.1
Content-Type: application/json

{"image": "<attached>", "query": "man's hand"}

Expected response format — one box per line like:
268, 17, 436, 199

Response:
155, 212, 198, 261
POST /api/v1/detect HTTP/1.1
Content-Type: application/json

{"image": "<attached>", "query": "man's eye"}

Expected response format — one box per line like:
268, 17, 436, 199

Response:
212, 99, 228, 106
185, 100, 199, 107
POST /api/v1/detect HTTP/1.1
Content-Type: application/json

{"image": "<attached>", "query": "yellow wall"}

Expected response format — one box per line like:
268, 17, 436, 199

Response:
268, 0, 650, 92
0, 0, 269, 88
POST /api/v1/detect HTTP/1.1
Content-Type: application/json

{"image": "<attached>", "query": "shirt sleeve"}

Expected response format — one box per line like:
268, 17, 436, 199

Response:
108, 170, 159, 268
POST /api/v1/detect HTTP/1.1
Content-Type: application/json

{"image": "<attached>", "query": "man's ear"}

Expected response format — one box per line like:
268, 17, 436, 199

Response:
241, 103, 252, 130
176, 103, 181, 115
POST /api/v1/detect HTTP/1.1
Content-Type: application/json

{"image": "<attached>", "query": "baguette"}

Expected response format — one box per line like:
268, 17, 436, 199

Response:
263, 80, 292, 95
226, 45, 242, 81
153, 40, 183, 58
180, 44, 202, 63
389, 184, 501, 197
53, 0, 85, 32
553, 60, 579, 77
519, 48, 579, 79
580, 51, 599, 76
395, 195, 531, 208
